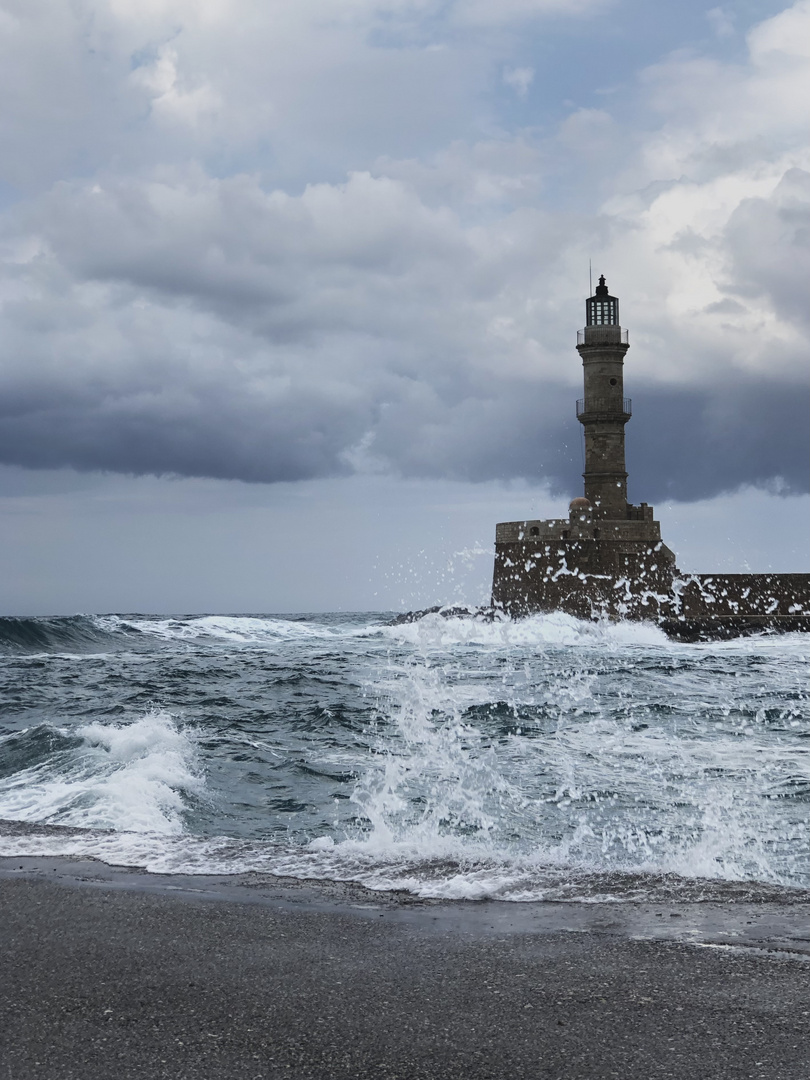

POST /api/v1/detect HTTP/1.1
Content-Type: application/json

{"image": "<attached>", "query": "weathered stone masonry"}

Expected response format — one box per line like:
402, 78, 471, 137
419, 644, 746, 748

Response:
491, 277, 810, 637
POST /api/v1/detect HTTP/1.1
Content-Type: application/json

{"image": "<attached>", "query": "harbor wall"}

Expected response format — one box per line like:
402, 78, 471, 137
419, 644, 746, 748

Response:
491, 545, 810, 634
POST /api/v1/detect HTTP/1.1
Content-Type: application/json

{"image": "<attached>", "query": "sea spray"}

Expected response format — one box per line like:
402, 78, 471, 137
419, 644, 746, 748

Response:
0, 611, 808, 900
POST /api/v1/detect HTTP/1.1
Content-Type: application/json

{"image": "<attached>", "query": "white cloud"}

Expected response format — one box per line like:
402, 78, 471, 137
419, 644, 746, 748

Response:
580, 2, 810, 387
706, 6, 735, 39
747, 0, 810, 61
0, 0, 611, 193
639, 3, 810, 155
503, 66, 534, 97
130, 44, 222, 128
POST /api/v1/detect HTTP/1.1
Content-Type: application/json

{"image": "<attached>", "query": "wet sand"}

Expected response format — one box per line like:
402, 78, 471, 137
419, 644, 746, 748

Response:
2, 857, 810, 1079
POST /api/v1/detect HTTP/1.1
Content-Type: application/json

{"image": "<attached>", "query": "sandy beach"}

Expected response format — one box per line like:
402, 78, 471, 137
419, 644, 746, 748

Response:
2, 857, 810, 1079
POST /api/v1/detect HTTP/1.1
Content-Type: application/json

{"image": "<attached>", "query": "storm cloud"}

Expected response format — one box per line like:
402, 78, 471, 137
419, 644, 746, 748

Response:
0, 0, 808, 502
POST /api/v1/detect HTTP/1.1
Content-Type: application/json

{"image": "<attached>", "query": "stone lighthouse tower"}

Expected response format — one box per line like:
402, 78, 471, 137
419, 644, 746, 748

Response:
577, 275, 631, 518
491, 275, 677, 618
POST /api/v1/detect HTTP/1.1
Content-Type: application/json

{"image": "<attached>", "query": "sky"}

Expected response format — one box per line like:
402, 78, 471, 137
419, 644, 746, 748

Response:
0, 0, 807, 614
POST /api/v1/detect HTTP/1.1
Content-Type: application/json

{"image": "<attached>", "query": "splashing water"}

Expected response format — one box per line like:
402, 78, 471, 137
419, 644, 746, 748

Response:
0, 611, 808, 901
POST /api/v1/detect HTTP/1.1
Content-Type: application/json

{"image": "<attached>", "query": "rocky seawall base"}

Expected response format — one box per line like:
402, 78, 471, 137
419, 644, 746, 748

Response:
660, 615, 810, 642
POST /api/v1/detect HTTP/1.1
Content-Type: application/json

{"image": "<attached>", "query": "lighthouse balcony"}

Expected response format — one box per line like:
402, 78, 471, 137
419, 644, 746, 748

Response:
576, 397, 632, 419
577, 327, 629, 346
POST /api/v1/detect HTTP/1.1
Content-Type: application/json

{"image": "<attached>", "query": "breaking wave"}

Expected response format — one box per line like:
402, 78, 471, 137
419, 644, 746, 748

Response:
0, 712, 204, 834
1, 610, 808, 902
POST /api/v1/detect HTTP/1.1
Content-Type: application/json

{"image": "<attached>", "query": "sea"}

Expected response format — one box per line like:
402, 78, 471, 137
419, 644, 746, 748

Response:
1, 610, 808, 904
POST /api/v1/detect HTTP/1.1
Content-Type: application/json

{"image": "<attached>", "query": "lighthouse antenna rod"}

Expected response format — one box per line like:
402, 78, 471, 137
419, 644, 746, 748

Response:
589, 259, 592, 297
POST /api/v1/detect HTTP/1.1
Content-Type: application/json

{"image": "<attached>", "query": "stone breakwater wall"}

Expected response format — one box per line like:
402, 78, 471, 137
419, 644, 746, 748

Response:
491, 543, 810, 635
662, 573, 810, 639
491, 539, 674, 620
673, 574, 810, 618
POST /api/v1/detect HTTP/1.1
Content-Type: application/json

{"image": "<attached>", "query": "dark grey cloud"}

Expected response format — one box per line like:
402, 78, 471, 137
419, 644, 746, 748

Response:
371, 372, 810, 502
0, 378, 366, 483
626, 381, 810, 503
0, 299, 806, 501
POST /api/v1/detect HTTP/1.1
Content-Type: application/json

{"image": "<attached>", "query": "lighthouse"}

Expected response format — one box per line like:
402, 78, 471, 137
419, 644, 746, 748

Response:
484, 275, 810, 633
491, 275, 677, 619
576, 275, 631, 518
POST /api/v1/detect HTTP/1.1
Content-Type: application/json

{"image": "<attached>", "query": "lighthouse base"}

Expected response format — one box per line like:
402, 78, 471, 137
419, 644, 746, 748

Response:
491, 506, 676, 620
491, 513, 810, 631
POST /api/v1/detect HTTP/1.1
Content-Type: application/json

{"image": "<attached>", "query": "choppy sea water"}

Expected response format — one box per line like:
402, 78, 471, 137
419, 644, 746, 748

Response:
0, 611, 808, 903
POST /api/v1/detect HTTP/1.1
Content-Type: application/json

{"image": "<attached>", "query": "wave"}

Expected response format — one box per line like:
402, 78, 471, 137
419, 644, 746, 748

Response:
1, 608, 807, 904
2, 674, 808, 901
2, 822, 808, 904
383, 609, 671, 649
0, 614, 144, 655
107, 613, 386, 645
0, 711, 205, 834
383, 608, 810, 654
0, 612, 386, 656
1, 609, 803, 657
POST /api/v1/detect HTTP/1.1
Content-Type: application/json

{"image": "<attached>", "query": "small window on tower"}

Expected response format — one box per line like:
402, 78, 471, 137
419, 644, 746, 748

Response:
529, 526, 539, 536
609, 378, 617, 386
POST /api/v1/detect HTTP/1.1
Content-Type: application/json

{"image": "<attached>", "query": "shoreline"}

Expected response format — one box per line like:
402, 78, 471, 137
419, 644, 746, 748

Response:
3, 855, 810, 1078
3, 853, 810, 953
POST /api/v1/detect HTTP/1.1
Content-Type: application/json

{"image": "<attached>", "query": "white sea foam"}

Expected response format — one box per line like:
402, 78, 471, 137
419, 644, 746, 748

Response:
383, 611, 671, 650
328, 642, 810, 896
0, 711, 204, 835
108, 615, 321, 643
99, 613, 385, 646
2, 824, 801, 903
